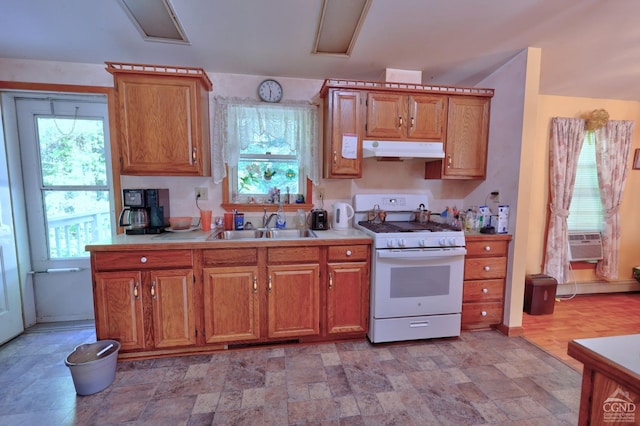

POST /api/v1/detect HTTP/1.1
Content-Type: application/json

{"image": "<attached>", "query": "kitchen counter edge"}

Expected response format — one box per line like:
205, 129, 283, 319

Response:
86, 229, 373, 252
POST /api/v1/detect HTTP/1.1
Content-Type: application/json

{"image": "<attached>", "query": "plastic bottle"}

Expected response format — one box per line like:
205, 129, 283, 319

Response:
276, 202, 286, 229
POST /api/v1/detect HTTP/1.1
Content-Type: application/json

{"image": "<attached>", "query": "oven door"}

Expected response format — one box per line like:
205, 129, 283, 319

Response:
372, 247, 466, 319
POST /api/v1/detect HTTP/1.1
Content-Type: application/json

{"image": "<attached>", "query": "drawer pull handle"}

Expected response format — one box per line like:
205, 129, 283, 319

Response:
140, 256, 147, 264
333, 150, 337, 164
484, 266, 491, 272
346, 250, 352, 257
398, 116, 403, 128
482, 288, 488, 294
410, 321, 429, 328
484, 246, 491, 251
447, 155, 452, 168
329, 273, 333, 289
481, 311, 487, 317
268, 276, 272, 292
151, 281, 156, 299
133, 282, 139, 299
253, 275, 257, 293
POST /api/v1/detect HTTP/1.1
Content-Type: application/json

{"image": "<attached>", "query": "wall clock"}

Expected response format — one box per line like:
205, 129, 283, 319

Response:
258, 79, 283, 103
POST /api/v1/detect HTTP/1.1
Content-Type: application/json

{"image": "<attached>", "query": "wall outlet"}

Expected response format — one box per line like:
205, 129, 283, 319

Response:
490, 190, 500, 203
195, 187, 208, 201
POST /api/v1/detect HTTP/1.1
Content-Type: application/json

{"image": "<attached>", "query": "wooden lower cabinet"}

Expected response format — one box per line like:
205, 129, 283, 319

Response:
202, 265, 260, 344
94, 271, 145, 351
92, 242, 370, 358
462, 235, 511, 330
326, 244, 370, 334
93, 263, 196, 351
267, 263, 320, 338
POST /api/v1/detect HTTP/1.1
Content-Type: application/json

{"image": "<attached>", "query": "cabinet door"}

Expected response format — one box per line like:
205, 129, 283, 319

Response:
149, 269, 196, 348
116, 75, 206, 176
94, 271, 145, 351
202, 266, 260, 343
327, 262, 369, 334
324, 90, 362, 178
443, 96, 490, 178
267, 264, 320, 338
366, 92, 406, 139
408, 94, 447, 140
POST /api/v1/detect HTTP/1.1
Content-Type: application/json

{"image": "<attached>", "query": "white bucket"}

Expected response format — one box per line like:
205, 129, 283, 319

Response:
65, 340, 120, 396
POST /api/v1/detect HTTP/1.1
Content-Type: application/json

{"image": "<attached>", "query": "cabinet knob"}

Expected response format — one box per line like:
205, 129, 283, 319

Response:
192, 147, 197, 164
329, 273, 333, 289
484, 265, 491, 272
333, 150, 337, 165
447, 155, 452, 168
151, 281, 156, 299
482, 288, 488, 294
398, 116, 403, 128
346, 250, 352, 257
140, 256, 147, 264
484, 246, 491, 251
481, 311, 487, 317
268, 276, 272, 292
410, 116, 415, 128
253, 275, 257, 293
133, 281, 139, 299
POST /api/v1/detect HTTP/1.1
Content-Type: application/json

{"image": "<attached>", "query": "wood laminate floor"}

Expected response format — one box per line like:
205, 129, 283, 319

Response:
522, 292, 640, 371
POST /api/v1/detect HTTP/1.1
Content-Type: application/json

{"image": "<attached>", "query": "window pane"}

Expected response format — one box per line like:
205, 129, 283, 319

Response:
237, 158, 300, 196
36, 117, 107, 186
568, 133, 603, 231
45, 190, 112, 259
241, 136, 295, 156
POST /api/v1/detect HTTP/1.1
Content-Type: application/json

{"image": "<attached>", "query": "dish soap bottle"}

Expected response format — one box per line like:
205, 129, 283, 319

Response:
276, 202, 286, 229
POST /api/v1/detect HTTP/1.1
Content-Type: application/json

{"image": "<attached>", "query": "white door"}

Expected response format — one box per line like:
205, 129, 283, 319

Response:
0, 115, 23, 344
15, 96, 114, 322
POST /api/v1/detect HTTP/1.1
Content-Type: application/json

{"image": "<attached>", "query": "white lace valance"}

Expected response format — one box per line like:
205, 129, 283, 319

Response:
211, 96, 319, 185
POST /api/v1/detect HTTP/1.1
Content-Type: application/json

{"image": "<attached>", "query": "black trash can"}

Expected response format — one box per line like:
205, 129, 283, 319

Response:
524, 274, 557, 315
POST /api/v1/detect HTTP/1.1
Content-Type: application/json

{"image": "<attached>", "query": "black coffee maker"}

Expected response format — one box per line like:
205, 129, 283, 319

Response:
120, 189, 170, 234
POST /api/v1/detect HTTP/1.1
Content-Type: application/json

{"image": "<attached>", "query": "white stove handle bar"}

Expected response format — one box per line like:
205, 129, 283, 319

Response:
376, 247, 466, 259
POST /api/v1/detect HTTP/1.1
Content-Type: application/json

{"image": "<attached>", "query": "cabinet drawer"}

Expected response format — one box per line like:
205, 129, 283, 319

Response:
464, 257, 507, 280
466, 240, 509, 257
203, 248, 257, 267
93, 250, 192, 271
461, 302, 503, 329
463, 279, 504, 302
327, 245, 368, 262
268, 247, 320, 263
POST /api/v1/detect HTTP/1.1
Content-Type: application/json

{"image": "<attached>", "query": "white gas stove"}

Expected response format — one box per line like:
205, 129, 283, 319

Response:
353, 194, 466, 343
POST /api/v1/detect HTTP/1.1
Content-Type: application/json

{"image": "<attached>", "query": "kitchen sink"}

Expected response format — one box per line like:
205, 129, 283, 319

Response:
209, 228, 316, 240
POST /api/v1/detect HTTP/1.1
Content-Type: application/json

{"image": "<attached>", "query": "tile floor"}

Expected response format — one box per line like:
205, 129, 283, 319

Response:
0, 326, 581, 425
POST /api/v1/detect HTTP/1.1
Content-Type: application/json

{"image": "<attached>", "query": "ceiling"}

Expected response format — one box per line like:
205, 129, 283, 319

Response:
2, 0, 640, 101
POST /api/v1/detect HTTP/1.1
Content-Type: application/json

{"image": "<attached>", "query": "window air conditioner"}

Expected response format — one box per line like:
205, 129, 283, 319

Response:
568, 232, 603, 262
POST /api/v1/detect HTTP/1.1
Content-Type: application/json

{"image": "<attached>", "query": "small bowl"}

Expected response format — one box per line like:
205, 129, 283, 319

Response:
169, 217, 192, 230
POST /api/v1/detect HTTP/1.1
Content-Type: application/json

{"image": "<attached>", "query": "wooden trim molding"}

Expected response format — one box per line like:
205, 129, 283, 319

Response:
495, 323, 525, 337
0, 81, 111, 94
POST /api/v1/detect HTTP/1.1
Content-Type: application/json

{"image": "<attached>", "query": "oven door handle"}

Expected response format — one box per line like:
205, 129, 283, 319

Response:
377, 248, 466, 259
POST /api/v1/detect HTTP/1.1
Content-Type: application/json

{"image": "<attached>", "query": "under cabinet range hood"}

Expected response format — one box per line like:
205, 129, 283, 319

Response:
362, 140, 445, 160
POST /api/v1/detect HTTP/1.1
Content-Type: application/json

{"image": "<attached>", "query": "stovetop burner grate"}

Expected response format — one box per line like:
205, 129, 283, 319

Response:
357, 220, 461, 233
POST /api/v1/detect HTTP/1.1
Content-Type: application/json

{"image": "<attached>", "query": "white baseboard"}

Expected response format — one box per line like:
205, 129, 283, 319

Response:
556, 279, 640, 296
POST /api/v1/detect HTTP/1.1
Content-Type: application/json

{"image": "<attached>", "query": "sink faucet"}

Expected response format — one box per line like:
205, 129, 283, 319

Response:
263, 208, 278, 228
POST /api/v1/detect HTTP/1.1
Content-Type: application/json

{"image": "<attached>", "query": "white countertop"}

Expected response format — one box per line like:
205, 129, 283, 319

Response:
572, 334, 640, 375
87, 227, 372, 249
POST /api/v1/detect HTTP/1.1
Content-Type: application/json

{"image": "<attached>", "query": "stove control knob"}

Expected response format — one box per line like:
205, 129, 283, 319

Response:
418, 239, 427, 247
386, 240, 395, 248
397, 239, 406, 248
439, 238, 446, 247
449, 238, 457, 246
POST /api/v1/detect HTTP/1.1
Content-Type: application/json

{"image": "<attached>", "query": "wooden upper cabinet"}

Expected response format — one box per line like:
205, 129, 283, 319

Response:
322, 89, 363, 178
366, 92, 446, 140
106, 62, 213, 176
425, 95, 491, 179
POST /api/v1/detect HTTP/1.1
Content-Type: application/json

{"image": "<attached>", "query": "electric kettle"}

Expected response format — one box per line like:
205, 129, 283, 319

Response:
332, 202, 354, 230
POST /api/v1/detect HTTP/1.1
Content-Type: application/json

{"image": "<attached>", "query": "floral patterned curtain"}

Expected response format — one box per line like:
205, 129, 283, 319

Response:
543, 118, 585, 284
594, 120, 635, 279
211, 96, 319, 185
